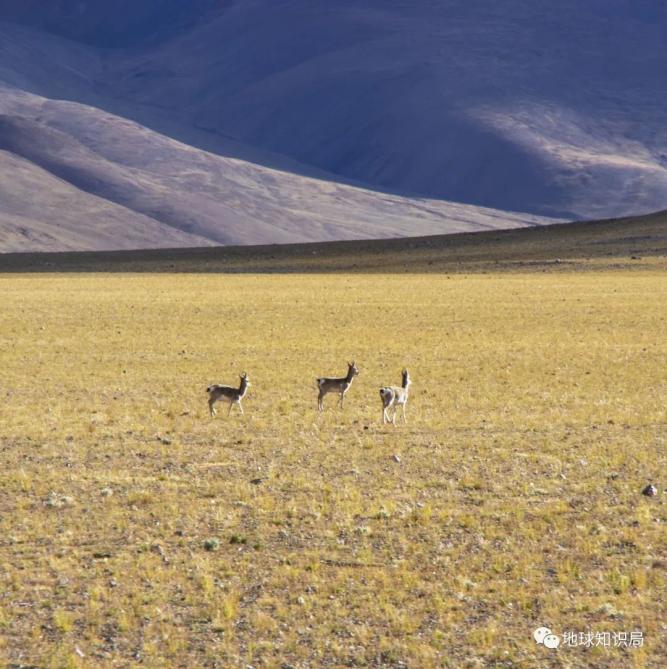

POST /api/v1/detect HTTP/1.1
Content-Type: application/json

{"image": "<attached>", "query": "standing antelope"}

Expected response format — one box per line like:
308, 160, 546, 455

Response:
380, 369, 411, 425
316, 361, 360, 411
207, 373, 251, 416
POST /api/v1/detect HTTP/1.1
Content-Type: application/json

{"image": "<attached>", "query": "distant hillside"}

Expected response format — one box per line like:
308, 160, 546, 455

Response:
0, 0, 219, 46
0, 95, 553, 252
0, 1, 666, 251
2, 210, 665, 274
108, 0, 667, 220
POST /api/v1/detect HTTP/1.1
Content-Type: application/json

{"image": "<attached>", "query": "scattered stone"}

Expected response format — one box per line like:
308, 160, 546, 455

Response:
100, 488, 114, 497
203, 538, 220, 552
151, 544, 166, 557
392, 454, 401, 463
596, 602, 621, 618
157, 436, 172, 445
75, 646, 85, 658
642, 484, 658, 497
297, 596, 306, 605
250, 477, 266, 485
109, 579, 118, 588
44, 492, 74, 509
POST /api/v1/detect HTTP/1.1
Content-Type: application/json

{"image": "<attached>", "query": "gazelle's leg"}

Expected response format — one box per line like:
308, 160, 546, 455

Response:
238, 401, 244, 415
339, 390, 345, 408
392, 408, 398, 427
318, 391, 324, 412
228, 401, 233, 416
402, 404, 407, 424
208, 399, 216, 416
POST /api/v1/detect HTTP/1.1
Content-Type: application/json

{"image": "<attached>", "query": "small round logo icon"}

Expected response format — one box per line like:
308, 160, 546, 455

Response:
544, 634, 561, 649
534, 627, 552, 644
534, 627, 561, 649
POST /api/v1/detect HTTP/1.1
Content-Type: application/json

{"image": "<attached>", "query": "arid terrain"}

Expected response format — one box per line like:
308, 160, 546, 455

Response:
1, 2, 666, 665
1, 209, 666, 274
0, 218, 665, 668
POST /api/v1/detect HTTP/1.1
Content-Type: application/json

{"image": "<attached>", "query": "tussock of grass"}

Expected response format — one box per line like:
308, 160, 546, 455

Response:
0, 271, 665, 667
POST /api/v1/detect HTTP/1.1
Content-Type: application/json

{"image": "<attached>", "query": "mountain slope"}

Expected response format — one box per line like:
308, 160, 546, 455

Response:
0, 88, 554, 252
0, 0, 219, 47
104, 0, 667, 219
0, 1, 666, 251
0, 149, 213, 252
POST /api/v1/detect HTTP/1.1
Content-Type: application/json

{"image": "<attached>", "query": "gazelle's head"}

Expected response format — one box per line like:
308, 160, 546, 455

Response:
240, 372, 251, 386
402, 369, 411, 388
348, 361, 360, 377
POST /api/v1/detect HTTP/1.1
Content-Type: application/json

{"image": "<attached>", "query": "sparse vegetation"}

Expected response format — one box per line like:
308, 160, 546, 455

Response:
1, 209, 665, 273
0, 268, 665, 667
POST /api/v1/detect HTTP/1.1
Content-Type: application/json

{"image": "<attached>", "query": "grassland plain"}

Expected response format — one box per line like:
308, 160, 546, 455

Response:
0, 270, 665, 669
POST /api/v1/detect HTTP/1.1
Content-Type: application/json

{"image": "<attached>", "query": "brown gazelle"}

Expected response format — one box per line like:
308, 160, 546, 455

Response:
380, 369, 411, 425
316, 361, 360, 411
207, 373, 251, 416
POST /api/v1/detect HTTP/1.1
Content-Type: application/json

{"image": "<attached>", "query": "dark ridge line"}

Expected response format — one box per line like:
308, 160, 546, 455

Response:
0, 210, 665, 274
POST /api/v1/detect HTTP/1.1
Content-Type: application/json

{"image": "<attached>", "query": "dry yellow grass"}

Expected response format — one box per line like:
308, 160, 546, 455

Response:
0, 271, 665, 668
